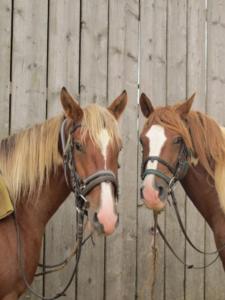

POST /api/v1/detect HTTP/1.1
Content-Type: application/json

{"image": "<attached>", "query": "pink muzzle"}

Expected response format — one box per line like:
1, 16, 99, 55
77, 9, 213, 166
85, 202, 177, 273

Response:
142, 177, 165, 212
97, 209, 118, 235
97, 182, 118, 235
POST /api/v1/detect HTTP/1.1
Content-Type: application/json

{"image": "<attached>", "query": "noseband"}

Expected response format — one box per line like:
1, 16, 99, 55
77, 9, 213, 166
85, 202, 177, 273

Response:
60, 119, 118, 214
141, 138, 225, 269
15, 119, 119, 300
141, 140, 191, 188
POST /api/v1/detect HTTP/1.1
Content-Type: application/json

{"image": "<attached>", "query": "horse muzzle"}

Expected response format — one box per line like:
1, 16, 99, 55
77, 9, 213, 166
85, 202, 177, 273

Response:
93, 212, 119, 235
141, 176, 168, 212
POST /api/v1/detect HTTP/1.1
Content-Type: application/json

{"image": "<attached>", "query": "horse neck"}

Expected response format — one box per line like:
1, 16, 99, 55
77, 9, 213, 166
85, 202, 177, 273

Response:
16, 166, 70, 229
180, 163, 224, 230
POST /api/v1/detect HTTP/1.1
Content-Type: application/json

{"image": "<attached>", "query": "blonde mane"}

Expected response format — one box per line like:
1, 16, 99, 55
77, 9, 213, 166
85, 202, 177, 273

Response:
147, 105, 225, 212
80, 104, 121, 149
0, 115, 64, 203
0, 104, 120, 203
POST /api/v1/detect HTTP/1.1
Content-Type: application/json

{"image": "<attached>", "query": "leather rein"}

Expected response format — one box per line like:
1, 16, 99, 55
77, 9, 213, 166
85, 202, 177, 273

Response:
14, 119, 119, 300
142, 140, 225, 269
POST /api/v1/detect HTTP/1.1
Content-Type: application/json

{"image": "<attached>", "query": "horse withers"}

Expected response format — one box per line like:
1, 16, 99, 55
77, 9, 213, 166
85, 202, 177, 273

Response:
0, 87, 127, 299
139, 93, 225, 269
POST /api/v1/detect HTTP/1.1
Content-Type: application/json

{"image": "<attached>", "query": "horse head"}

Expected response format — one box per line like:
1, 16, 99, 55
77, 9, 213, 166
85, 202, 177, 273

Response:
60, 87, 127, 235
139, 93, 195, 213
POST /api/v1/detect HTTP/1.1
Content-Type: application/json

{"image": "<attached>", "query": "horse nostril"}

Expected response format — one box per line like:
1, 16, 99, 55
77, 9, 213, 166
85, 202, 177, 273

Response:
93, 212, 98, 223
116, 214, 119, 227
93, 213, 104, 234
155, 181, 166, 200
158, 186, 164, 198
140, 186, 144, 199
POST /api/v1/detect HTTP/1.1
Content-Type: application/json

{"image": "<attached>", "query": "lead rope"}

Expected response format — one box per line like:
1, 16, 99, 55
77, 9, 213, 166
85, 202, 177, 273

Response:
156, 222, 220, 270
150, 212, 158, 299
170, 190, 225, 255
14, 204, 85, 300
35, 220, 93, 277
155, 188, 221, 270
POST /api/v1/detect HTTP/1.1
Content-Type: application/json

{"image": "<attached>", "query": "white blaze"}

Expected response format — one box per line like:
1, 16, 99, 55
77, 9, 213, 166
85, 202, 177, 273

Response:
144, 125, 167, 185
99, 129, 110, 168
98, 129, 116, 232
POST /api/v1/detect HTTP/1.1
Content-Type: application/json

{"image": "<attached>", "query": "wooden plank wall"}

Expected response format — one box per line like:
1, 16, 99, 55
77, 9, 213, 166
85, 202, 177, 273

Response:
139, 0, 225, 300
0, 0, 225, 299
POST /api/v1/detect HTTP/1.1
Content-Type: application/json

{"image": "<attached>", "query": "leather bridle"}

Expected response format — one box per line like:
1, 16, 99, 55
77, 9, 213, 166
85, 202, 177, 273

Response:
15, 119, 119, 300
60, 119, 118, 208
141, 139, 191, 189
141, 138, 225, 269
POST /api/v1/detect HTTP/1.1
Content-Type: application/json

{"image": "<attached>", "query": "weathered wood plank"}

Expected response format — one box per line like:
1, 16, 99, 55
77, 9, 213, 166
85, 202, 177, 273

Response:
11, 0, 47, 132
0, 0, 11, 139
11, 1, 48, 299
185, 1, 206, 299
205, 1, 225, 299
45, 1, 80, 298
165, 1, 187, 299
77, 1, 108, 299
138, 0, 167, 299
105, 1, 139, 299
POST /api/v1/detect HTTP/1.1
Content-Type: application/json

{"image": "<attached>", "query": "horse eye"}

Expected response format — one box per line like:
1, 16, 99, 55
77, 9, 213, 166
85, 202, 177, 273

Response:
74, 142, 83, 152
173, 137, 183, 144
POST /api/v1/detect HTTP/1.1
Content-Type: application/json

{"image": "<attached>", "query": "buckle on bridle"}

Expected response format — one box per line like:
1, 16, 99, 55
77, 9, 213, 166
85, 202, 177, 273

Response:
169, 176, 176, 189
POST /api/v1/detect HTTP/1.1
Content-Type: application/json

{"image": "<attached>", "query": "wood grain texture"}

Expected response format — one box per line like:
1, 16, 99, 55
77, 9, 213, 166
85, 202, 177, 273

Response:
77, 1, 108, 299
185, 1, 206, 299
0, 0, 11, 139
105, 1, 139, 300
11, 1, 48, 299
205, 1, 225, 299
2, 1, 225, 299
165, 1, 187, 299
138, 0, 167, 299
11, 0, 47, 132
45, 0, 80, 298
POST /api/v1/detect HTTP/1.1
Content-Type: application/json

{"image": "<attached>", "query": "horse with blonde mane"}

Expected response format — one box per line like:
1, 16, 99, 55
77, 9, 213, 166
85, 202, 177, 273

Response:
0, 87, 127, 299
140, 93, 225, 269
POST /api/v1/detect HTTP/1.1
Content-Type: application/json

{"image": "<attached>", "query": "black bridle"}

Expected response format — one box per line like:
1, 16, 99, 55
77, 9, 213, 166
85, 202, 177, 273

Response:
141, 139, 225, 269
15, 119, 119, 300
60, 119, 118, 206
141, 140, 191, 187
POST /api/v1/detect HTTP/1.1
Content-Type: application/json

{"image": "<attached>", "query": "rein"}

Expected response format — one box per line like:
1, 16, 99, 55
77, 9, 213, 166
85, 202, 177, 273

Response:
14, 119, 119, 299
142, 140, 225, 269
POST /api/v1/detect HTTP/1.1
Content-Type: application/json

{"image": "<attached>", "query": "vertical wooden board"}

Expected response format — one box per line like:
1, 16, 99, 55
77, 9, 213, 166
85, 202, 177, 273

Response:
0, 0, 11, 139
47, 0, 80, 117
205, 1, 225, 299
79, 0, 108, 106
45, 1, 80, 298
11, 0, 47, 132
11, 0, 48, 299
105, 1, 139, 300
138, 0, 167, 299
185, 1, 206, 299
77, 1, 108, 299
166, 1, 187, 299
207, 0, 225, 124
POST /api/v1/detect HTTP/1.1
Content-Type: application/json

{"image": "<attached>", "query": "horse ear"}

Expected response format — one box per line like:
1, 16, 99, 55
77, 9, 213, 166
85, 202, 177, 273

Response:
176, 93, 196, 116
108, 90, 128, 120
140, 93, 154, 118
60, 87, 83, 123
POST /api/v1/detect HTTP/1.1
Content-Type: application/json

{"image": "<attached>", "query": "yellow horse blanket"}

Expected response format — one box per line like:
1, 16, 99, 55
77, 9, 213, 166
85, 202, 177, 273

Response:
0, 175, 14, 220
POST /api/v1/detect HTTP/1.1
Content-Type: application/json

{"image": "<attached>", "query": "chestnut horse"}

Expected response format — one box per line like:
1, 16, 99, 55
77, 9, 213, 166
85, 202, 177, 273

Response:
0, 87, 127, 299
140, 93, 225, 270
